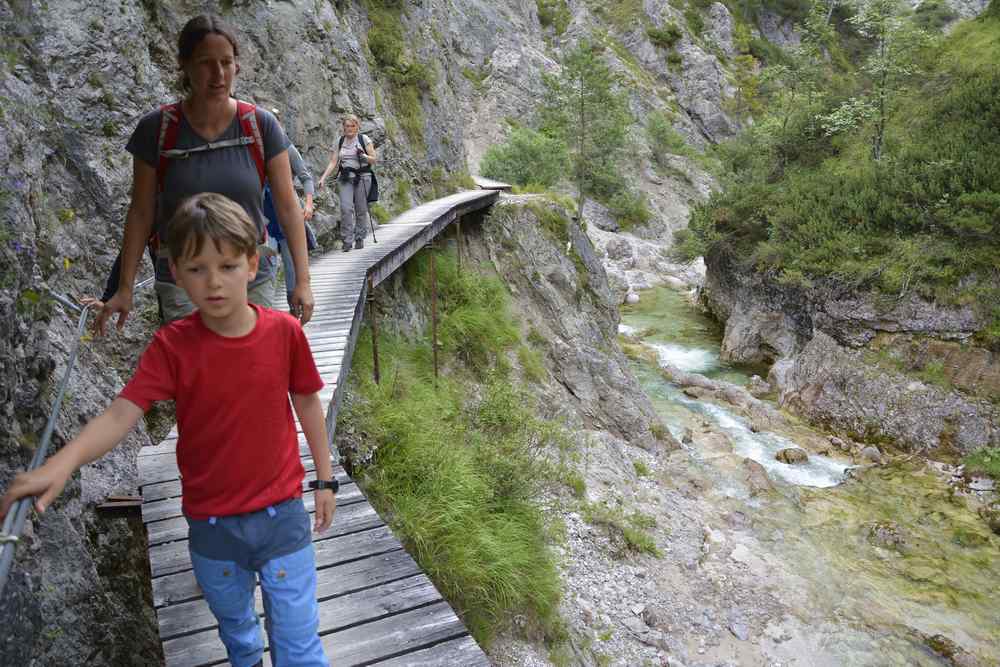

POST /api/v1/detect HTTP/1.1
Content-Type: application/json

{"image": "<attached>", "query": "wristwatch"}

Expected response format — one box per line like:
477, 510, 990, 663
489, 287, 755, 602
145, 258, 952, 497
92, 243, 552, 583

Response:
308, 479, 339, 493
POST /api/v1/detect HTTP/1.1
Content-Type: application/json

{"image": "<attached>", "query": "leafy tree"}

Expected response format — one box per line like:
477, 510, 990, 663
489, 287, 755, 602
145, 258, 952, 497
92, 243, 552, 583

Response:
842, 0, 931, 160
479, 127, 569, 188
539, 41, 634, 216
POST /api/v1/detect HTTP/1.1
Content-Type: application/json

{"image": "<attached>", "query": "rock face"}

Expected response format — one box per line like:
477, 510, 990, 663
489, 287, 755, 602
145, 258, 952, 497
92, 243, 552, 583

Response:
702, 252, 1000, 455
778, 332, 999, 455
479, 200, 675, 450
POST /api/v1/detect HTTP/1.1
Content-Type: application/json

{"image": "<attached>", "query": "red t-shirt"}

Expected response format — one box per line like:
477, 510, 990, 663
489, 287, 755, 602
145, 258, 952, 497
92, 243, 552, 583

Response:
120, 305, 324, 519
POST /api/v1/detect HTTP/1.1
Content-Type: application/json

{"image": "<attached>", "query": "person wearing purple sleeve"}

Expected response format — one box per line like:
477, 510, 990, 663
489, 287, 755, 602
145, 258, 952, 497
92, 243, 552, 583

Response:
94, 14, 315, 333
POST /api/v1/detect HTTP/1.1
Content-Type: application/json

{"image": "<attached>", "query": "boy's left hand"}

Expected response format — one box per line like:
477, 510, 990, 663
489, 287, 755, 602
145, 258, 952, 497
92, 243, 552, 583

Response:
313, 489, 336, 533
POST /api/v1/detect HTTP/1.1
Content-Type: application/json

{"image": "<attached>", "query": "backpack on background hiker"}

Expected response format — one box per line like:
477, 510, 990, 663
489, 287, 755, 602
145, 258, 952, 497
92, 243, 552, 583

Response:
337, 133, 379, 203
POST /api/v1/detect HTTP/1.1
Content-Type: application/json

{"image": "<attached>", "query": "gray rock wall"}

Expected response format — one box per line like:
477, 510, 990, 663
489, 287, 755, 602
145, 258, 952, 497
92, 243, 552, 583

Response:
702, 252, 1000, 455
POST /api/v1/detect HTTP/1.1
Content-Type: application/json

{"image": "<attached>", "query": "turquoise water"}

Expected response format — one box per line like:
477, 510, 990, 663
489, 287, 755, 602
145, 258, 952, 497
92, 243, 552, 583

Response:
621, 285, 1000, 663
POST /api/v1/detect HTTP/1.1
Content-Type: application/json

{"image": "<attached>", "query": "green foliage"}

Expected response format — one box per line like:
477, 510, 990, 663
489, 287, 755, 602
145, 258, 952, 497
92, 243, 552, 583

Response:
607, 189, 651, 230
539, 40, 635, 214
580, 500, 662, 557
479, 127, 569, 188
680, 13, 1000, 340
391, 178, 411, 216
537, 0, 572, 34
369, 202, 390, 224
526, 201, 572, 244
633, 459, 651, 476
363, 0, 434, 150
963, 447, 1000, 480
406, 252, 520, 374
345, 249, 581, 643
667, 50, 684, 68
684, 7, 705, 35
647, 23, 683, 49
347, 343, 566, 643
913, 0, 958, 32
583, 0, 646, 31
517, 344, 547, 383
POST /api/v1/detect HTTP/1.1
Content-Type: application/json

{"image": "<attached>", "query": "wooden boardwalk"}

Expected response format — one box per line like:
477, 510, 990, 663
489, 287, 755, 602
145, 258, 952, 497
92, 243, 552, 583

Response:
138, 188, 503, 666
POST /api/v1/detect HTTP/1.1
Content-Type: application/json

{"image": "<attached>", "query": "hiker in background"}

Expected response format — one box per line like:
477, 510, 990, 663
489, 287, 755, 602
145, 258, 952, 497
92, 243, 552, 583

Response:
317, 114, 377, 252
94, 14, 315, 333
262, 119, 317, 305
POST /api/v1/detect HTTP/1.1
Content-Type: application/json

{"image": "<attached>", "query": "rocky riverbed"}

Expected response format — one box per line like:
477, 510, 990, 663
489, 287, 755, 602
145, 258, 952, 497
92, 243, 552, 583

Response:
494, 281, 999, 667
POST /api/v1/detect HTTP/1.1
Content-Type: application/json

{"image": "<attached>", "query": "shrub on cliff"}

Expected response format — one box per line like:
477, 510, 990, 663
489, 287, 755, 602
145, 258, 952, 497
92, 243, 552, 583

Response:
679, 9, 1000, 341
480, 127, 569, 188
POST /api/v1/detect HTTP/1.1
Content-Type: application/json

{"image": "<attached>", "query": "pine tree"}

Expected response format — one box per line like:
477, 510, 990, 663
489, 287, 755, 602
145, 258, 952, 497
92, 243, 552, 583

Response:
539, 41, 633, 217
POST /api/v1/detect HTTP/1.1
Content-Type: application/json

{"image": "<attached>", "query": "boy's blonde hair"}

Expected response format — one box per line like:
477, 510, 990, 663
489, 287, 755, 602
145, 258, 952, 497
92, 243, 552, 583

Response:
166, 193, 259, 262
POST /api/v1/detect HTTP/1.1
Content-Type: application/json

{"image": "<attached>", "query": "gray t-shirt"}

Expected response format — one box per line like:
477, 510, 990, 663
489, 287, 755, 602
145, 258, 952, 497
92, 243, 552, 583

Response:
126, 105, 290, 283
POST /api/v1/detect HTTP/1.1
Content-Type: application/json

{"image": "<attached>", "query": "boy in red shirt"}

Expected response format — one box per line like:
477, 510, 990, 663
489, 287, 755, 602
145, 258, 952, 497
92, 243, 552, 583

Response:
1, 193, 335, 667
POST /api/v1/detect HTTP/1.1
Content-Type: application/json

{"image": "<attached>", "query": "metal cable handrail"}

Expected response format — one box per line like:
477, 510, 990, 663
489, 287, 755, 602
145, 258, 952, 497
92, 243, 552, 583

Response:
0, 277, 154, 599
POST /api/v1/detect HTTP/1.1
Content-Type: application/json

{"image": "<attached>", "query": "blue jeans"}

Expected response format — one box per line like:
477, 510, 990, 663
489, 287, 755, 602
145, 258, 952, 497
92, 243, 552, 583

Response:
187, 501, 328, 666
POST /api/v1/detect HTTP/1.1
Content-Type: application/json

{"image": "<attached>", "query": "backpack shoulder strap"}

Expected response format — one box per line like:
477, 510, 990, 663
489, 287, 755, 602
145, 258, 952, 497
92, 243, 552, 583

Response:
338, 135, 345, 150
236, 100, 266, 187
156, 102, 183, 193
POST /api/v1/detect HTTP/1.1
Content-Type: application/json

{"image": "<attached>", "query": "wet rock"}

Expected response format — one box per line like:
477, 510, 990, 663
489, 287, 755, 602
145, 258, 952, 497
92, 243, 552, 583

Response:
682, 428, 694, 444
867, 521, 907, 551
921, 632, 982, 667
978, 502, 1000, 536
775, 448, 808, 465
625, 292, 640, 304
743, 459, 774, 496
830, 436, 850, 451
682, 386, 711, 400
747, 374, 772, 398
860, 446, 884, 464
729, 621, 750, 641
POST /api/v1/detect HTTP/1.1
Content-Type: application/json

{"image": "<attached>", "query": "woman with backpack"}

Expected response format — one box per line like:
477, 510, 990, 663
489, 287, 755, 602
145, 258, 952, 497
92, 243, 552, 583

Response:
317, 115, 377, 252
94, 14, 315, 333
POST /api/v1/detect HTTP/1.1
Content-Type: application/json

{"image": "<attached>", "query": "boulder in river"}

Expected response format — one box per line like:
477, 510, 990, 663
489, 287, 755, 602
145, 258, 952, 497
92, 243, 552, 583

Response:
743, 458, 774, 496
775, 448, 808, 465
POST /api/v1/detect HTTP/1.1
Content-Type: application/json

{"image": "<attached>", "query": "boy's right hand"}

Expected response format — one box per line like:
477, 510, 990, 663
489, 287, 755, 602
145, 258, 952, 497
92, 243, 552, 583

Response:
0, 462, 73, 519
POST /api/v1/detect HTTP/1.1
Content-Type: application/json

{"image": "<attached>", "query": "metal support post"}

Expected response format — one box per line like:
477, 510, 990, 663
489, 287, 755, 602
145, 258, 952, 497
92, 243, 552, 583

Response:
456, 219, 463, 274
429, 243, 439, 383
367, 276, 380, 385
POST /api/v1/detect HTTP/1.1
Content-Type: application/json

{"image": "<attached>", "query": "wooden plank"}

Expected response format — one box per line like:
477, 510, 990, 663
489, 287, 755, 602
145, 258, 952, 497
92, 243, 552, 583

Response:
152, 526, 405, 607
147, 491, 379, 546
371, 635, 490, 666
148, 501, 384, 578
164, 577, 445, 667
158, 551, 424, 641
141, 465, 348, 507
142, 475, 358, 525
139, 440, 322, 487
321, 601, 469, 667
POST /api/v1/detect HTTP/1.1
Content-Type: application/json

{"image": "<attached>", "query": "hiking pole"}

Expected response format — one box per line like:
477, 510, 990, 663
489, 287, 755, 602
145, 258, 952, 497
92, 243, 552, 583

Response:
360, 173, 377, 244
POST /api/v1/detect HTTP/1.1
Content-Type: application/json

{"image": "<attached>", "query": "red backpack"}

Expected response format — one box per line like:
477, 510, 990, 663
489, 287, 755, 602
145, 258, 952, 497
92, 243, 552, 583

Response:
151, 100, 267, 248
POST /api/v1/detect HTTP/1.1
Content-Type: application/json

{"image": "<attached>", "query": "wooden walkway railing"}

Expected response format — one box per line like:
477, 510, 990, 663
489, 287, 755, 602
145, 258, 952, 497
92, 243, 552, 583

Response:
138, 186, 505, 666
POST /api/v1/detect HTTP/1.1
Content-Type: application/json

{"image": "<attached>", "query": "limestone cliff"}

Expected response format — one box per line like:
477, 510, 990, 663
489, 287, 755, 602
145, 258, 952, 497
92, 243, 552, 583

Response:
702, 251, 1000, 456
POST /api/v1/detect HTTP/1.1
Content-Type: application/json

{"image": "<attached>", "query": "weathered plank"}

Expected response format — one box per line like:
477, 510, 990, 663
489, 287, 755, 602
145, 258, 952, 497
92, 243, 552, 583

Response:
148, 502, 384, 578
371, 635, 492, 666
158, 550, 424, 640
147, 491, 379, 546
152, 526, 405, 607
